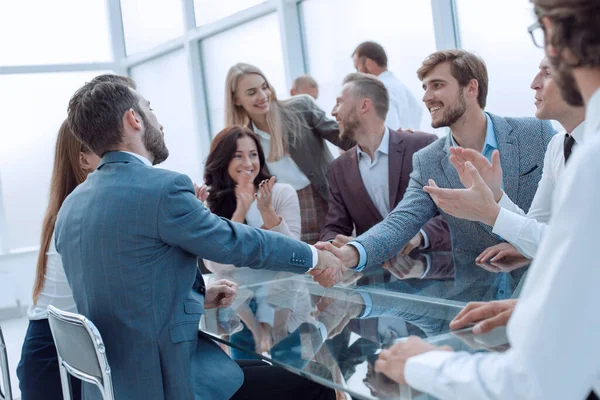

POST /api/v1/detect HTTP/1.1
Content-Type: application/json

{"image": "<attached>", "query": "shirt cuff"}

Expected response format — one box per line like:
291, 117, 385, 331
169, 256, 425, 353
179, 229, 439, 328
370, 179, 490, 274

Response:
356, 289, 373, 318
492, 207, 523, 243
419, 229, 430, 249
419, 254, 432, 279
405, 350, 461, 393
309, 245, 319, 269
347, 241, 367, 271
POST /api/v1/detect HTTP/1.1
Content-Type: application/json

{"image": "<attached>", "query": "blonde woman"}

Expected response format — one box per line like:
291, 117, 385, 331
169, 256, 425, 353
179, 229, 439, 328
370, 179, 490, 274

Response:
224, 63, 355, 244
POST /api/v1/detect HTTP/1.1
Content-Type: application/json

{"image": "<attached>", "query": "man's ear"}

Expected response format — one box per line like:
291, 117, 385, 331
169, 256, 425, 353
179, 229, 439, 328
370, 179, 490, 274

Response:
466, 78, 480, 100
361, 98, 372, 115
123, 109, 142, 131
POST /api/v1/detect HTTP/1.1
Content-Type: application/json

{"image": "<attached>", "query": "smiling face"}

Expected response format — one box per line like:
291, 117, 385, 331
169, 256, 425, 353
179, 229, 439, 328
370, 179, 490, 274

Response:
332, 83, 362, 141
421, 62, 468, 128
234, 73, 272, 119
227, 135, 260, 185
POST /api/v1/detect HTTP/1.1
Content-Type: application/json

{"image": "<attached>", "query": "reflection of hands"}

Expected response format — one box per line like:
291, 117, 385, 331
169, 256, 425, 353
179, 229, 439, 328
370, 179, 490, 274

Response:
450, 299, 517, 334
383, 254, 426, 280
193, 183, 209, 202
399, 231, 423, 255
423, 161, 501, 226
205, 279, 238, 309
477, 256, 530, 273
449, 147, 503, 201
364, 362, 401, 398
332, 234, 353, 248
375, 337, 452, 384
477, 242, 526, 263
311, 292, 365, 339
307, 248, 348, 288
233, 172, 255, 220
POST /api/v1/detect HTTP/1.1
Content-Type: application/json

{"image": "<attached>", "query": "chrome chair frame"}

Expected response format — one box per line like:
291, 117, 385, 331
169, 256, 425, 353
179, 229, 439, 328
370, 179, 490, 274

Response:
0, 326, 13, 400
47, 305, 115, 400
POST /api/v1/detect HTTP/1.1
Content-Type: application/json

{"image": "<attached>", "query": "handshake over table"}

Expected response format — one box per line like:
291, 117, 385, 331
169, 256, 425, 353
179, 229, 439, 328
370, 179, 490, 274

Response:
307, 235, 363, 288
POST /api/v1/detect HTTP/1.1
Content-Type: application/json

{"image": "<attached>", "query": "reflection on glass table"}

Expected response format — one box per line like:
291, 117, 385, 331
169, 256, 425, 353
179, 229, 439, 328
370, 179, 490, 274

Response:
200, 250, 525, 399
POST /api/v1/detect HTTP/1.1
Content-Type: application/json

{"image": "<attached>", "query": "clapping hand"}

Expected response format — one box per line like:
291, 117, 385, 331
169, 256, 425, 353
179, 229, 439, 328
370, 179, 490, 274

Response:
423, 161, 501, 226
255, 176, 276, 212
232, 171, 255, 221
193, 183, 209, 202
449, 147, 503, 201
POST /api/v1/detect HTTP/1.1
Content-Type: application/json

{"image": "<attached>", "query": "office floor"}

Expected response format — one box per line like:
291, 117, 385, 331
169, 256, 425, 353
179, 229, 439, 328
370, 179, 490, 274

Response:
1, 316, 27, 399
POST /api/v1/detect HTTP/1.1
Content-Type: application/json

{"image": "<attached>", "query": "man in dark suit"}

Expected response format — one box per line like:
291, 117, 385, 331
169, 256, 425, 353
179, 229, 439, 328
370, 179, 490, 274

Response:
56, 76, 341, 400
321, 73, 450, 256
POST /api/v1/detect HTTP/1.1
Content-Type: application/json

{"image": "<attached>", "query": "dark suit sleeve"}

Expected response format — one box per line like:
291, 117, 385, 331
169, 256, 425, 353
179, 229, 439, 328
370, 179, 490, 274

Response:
354, 151, 438, 268
304, 96, 355, 151
420, 215, 451, 251
157, 174, 312, 272
319, 162, 354, 241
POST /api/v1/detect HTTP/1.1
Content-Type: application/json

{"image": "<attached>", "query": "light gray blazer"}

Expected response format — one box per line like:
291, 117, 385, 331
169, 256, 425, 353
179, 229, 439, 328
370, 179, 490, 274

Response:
354, 113, 555, 268
55, 151, 313, 400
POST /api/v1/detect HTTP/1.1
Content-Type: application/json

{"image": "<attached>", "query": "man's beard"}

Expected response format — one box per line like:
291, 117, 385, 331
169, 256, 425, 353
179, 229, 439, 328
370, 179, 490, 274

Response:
432, 90, 467, 128
550, 57, 584, 107
141, 114, 169, 165
339, 110, 361, 141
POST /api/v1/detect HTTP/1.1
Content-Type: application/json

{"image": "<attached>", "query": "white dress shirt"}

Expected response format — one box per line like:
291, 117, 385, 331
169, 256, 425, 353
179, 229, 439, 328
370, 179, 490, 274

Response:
253, 126, 311, 191
404, 88, 600, 399
356, 128, 430, 249
27, 237, 77, 320
378, 70, 423, 131
493, 122, 585, 258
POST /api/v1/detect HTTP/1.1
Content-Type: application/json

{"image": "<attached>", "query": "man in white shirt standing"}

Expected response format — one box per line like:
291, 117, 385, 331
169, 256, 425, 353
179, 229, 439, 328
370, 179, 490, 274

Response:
373, 1, 600, 399
422, 56, 585, 263
352, 41, 423, 130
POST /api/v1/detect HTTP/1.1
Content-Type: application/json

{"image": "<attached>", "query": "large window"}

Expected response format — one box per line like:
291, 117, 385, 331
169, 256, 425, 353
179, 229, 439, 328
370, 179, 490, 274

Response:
194, 0, 266, 26
130, 50, 205, 183
0, 71, 108, 250
120, 0, 185, 54
201, 13, 286, 137
456, 0, 545, 118
301, 0, 437, 132
0, 0, 112, 65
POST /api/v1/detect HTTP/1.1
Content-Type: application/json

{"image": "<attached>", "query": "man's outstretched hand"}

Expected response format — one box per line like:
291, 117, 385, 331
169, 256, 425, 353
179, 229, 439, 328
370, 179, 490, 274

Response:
205, 279, 238, 309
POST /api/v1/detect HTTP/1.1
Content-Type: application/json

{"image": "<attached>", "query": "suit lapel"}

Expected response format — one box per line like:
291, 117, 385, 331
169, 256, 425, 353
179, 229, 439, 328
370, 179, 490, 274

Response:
440, 135, 464, 189
490, 114, 518, 201
388, 131, 405, 207
347, 149, 382, 220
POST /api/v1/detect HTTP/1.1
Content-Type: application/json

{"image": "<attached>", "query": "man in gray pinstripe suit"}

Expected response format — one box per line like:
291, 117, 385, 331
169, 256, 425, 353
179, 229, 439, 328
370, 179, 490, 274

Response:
317, 49, 555, 273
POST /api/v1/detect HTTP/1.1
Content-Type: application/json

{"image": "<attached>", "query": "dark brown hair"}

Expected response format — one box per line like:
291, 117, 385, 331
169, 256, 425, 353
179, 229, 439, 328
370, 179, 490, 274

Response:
417, 50, 489, 109
343, 72, 390, 120
32, 121, 92, 303
204, 125, 271, 219
68, 77, 144, 157
353, 41, 388, 68
534, 0, 600, 69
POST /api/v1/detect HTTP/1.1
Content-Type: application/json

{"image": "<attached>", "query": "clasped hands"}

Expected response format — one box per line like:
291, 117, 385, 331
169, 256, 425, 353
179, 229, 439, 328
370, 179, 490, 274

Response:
308, 235, 362, 288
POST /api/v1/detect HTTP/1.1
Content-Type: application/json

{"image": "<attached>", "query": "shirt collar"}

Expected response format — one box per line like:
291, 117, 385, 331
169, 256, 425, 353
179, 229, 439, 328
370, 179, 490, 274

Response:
357, 127, 390, 160
569, 121, 586, 144
251, 123, 270, 140
584, 88, 600, 143
378, 70, 393, 80
449, 112, 497, 152
121, 151, 152, 166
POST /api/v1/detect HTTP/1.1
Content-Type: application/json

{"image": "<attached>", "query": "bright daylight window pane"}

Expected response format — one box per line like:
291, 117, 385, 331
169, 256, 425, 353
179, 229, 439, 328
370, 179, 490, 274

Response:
0, 0, 112, 66
0, 71, 109, 250
120, 0, 185, 55
201, 13, 286, 137
456, 0, 546, 118
194, 0, 266, 26
301, 0, 437, 133
130, 50, 205, 183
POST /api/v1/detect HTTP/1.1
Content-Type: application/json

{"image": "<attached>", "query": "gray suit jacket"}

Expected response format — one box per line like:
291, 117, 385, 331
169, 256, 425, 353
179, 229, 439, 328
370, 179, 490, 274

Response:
354, 113, 555, 268
55, 152, 313, 400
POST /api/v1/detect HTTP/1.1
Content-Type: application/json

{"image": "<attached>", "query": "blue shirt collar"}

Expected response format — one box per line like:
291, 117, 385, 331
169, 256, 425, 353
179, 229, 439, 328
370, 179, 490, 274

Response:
450, 112, 497, 161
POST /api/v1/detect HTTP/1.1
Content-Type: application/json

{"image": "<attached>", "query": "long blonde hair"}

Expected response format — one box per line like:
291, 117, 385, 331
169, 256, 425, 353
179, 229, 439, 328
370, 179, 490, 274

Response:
32, 120, 91, 304
224, 63, 304, 162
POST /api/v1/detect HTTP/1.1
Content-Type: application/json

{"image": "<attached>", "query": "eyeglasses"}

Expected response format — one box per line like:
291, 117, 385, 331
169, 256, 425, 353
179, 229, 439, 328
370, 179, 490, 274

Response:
528, 20, 545, 49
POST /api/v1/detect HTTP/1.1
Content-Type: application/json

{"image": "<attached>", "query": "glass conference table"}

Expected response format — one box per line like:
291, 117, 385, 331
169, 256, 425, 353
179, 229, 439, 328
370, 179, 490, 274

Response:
199, 250, 530, 399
